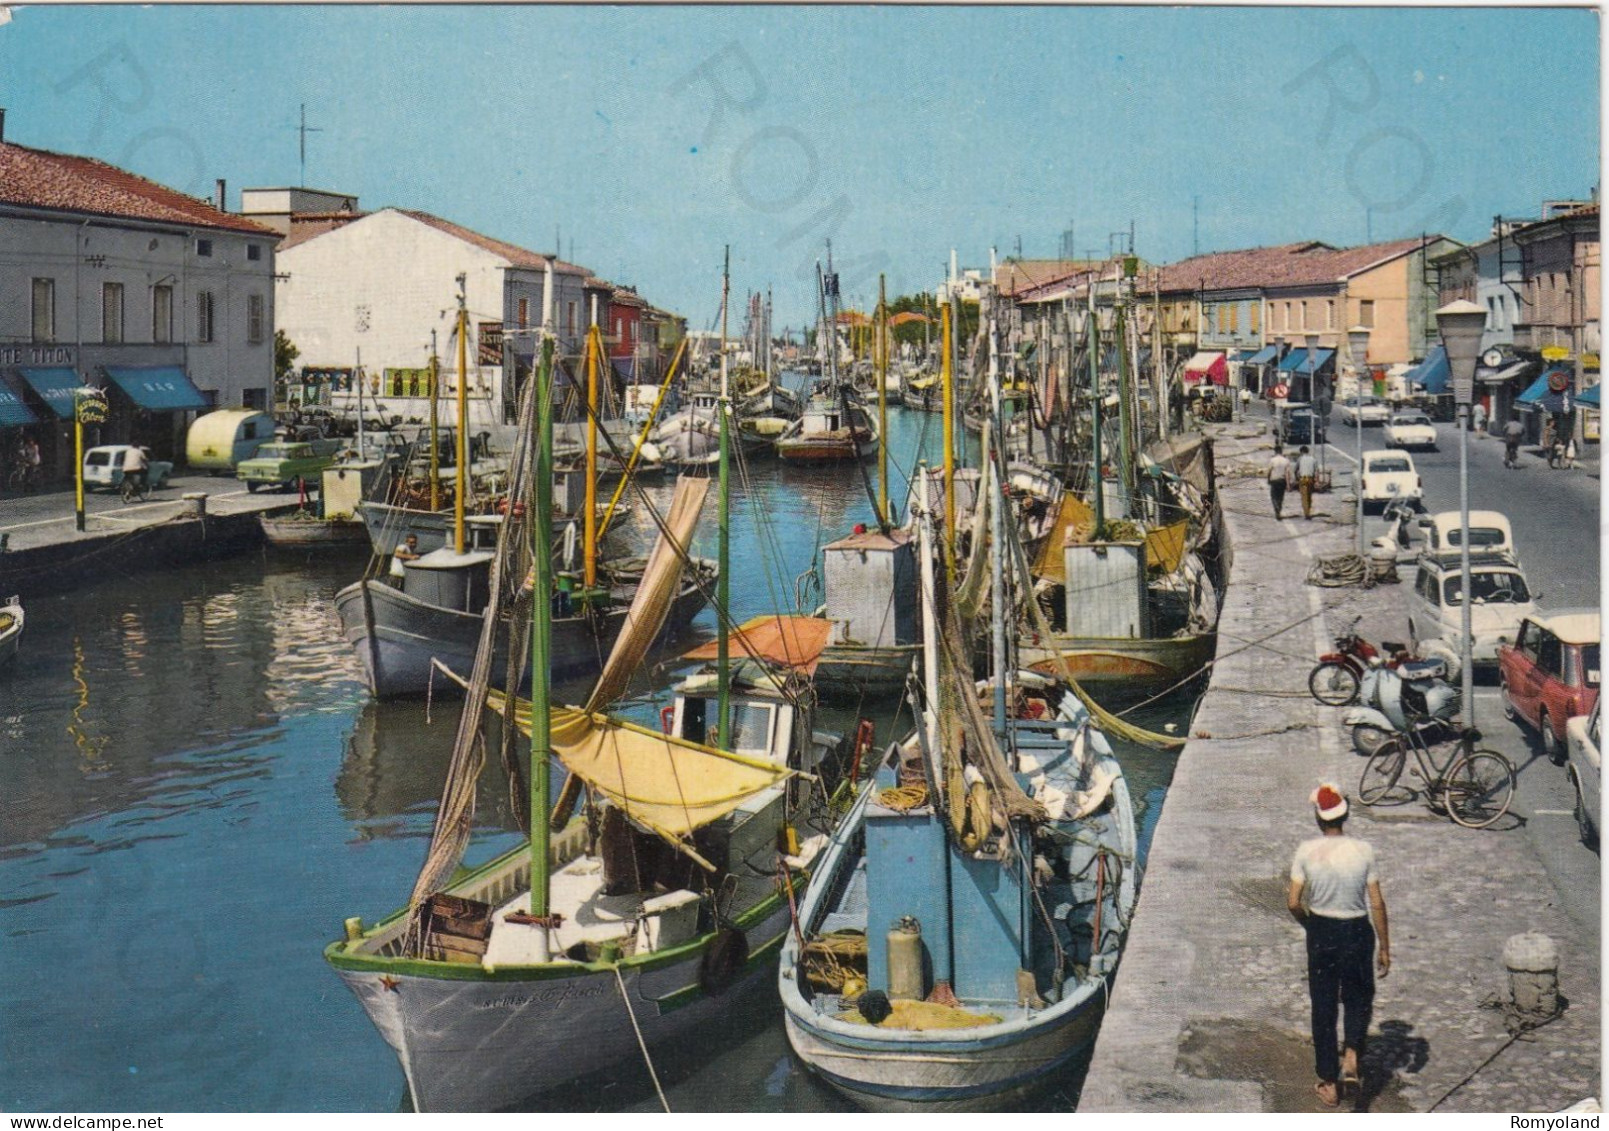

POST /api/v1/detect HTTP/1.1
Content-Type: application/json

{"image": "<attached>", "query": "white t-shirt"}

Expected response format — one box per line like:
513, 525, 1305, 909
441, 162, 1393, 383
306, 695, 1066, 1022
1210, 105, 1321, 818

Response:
1290, 835, 1377, 920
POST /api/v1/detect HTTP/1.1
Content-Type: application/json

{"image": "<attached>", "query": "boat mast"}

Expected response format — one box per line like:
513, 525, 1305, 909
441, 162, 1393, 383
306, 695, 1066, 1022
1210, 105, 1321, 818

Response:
915, 462, 943, 793
529, 263, 558, 962
583, 307, 598, 591
454, 275, 469, 555
717, 246, 732, 751
988, 319, 1008, 733
1087, 276, 1105, 533
1115, 262, 1136, 510
824, 243, 838, 393
941, 299, 956, 571
429, 332, 441, 511
876, 273, 889, 527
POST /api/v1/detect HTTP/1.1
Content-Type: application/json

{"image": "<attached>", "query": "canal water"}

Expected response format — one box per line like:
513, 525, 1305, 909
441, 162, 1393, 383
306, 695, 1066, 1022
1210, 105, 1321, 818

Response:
0, 398, 1200, 1112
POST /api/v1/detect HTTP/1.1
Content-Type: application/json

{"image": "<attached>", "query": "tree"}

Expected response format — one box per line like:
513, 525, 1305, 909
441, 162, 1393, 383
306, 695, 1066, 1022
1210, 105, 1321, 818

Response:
274, 330, 300, 384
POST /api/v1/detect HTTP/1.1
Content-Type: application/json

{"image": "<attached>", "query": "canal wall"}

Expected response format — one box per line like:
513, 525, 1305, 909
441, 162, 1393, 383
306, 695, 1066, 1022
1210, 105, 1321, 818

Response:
1080, 425, 1599, 1113
0, 494, 298, 601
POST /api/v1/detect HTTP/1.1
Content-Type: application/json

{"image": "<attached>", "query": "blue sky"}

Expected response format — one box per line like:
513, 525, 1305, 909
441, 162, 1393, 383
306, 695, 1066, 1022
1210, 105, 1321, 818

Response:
1, 5, 1598, 328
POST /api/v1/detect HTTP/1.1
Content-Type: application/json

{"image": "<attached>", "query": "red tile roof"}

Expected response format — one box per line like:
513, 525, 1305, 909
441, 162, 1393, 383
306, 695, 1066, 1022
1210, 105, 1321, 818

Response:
395, 209, 586, 274
0, 140, 274, 235
1152, 236, 1440, 295
995, 258, 1107, 297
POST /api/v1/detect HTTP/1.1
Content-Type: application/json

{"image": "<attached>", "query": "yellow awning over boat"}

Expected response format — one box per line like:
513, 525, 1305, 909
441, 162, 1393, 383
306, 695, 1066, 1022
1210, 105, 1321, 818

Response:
908, 376, 938, 391
1033, 494, 1095, 583
1144, 519, 1189, 575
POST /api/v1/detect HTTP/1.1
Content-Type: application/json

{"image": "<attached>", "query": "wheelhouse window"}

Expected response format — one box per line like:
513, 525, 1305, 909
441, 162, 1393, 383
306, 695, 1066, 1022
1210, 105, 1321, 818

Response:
728, 701, 776, 754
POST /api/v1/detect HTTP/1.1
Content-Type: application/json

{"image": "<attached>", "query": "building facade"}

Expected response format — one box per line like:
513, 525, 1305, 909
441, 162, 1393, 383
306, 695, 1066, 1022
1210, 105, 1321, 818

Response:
0, 130, 276, 475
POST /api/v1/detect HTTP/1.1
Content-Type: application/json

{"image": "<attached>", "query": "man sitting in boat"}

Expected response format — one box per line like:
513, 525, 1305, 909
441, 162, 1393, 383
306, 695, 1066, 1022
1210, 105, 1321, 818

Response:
390, 534, 421, 578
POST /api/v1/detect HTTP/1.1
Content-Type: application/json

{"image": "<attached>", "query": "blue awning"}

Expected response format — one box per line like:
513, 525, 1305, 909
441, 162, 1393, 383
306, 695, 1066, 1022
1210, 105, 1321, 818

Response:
17, 366, 83, 419
103, 365, 208, 411
1516, 366, 1574, 408
0, 372, 41, 427
1578, 383, 1600, 408
1404, 346, 1449, 394
1245, 345, 1279, 365
1277, 348, 1335, 375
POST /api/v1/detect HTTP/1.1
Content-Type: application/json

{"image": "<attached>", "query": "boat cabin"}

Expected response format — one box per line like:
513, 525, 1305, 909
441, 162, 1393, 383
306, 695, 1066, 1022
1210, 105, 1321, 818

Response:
822, 528, 918, 650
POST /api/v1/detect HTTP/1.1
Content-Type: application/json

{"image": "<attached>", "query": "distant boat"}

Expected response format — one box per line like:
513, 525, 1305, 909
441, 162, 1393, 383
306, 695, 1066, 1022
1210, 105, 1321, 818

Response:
0, 596, 23, 667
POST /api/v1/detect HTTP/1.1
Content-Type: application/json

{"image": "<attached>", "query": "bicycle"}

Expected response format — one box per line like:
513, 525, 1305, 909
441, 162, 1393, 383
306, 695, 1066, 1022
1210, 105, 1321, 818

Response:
1358, 720, 1516, 829
119, 471, 152, 504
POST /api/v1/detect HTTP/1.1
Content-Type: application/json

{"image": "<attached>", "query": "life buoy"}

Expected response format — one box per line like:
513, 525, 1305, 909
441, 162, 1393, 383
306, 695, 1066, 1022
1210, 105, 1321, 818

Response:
698, 927, 748, 996
1548, 370, 1570, 394
1271, 383, 1290, 400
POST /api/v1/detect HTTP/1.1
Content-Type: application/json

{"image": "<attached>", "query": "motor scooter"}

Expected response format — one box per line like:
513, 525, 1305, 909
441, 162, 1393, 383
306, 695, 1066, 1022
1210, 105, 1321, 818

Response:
1344, 649, 1462, 755
1308, 614, 1413, 706
1374, 497, 1420, 555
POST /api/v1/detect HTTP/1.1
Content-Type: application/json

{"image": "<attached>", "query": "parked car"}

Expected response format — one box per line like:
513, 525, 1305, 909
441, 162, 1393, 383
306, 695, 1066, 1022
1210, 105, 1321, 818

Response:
236, 441, 339, 492
1411, 549, 1539, 672
1383, 411, 1438, 450
1274, 403, 1326, 446
1499, 611, 1601, 763
1358, 449, 1422, 511
1420, 509, 1516, 558
1339, 395, 1391, 427
82, 445, 174, 491
1566, 699, 1600, 848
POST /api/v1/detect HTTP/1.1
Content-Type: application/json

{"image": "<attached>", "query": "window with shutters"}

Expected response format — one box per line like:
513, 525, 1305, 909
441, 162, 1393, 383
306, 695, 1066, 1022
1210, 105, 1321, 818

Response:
153, 285, 173, 343
102, 282, 124, 343
247, 294, 265, 344
198, 291, 216, 343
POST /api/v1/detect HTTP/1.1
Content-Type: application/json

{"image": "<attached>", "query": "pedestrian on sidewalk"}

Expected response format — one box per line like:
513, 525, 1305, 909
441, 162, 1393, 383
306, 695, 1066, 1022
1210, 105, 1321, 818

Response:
1288, 784, 1390, 1108
1295, 445, 1317, 519
1472, 402, 1487, 434
1504, 418, 1524, 468
1267, 446, 1292, 520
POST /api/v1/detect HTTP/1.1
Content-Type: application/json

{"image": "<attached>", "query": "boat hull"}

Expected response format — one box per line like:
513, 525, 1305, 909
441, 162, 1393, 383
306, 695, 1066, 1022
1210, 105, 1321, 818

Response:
812, 644, 918, 702
0, 601, 21, 667
1024, 631, 1216, 696
260, 515, 370, 547
775, 435, 877, 463
334, 574, 709, 698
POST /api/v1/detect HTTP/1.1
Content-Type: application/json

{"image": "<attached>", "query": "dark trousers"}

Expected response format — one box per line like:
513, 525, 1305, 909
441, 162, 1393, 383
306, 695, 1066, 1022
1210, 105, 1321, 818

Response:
1305, 914, 1375, 1081
1269, 480, 1287, 518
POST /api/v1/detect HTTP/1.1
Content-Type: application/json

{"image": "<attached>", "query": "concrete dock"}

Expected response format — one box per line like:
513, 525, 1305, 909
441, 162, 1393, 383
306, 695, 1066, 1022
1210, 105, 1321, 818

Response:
0, 477, 312, 600
1081, 424, 1600, 1113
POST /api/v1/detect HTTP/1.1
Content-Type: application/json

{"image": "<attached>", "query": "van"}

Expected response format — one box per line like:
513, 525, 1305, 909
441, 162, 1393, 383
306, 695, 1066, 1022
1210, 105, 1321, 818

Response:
186, 409, 276, 473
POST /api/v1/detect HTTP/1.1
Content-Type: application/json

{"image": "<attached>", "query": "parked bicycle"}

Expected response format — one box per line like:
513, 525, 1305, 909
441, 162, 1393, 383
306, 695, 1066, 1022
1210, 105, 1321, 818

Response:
1357, 721, 1516, 829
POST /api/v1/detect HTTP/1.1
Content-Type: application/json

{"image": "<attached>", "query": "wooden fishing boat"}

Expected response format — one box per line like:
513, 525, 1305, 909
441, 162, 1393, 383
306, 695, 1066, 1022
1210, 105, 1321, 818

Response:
328, 253, 855, 1111
901, 374, 940, 411
261, 509, 370, 548
774, 393, 878, 463
0, 596, 23, 667
780, 454, 1137, 1110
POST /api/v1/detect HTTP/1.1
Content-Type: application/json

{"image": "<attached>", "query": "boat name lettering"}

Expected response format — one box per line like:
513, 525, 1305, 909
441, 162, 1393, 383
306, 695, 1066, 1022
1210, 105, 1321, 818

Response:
475, 983, 610, 1010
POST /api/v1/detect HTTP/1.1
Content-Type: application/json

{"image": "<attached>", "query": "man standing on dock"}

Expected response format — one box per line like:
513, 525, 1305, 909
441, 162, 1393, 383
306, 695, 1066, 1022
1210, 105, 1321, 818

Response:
1288, 784, 1390, 1108
1267, 447, 1291, 520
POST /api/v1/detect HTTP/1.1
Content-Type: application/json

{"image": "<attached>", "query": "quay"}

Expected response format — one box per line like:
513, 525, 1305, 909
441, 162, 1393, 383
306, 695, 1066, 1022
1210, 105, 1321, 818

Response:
0, 478, 305, 600
1080, 424, 1600, 1113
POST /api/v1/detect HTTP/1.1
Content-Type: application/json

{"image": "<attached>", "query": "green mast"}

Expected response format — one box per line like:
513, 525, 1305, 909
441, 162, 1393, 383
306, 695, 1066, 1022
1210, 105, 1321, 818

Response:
717, 247, 731, 751
530, 317, 556, 936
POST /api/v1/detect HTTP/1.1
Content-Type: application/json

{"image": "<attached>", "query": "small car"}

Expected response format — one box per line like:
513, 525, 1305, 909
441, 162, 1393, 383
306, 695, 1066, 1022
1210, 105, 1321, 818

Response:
236, 441, 338, 492
1566, 699, 1599, 848
1499, 611, 1601, 764
1358, 449, 1422, 511
1411, 550, 1539, 670
1420, 509, 1516, 558
1383, 411, 1438, 450
82, 445, 174, 491
1274, 404, 1326, 446
1339, 396, 1390, 427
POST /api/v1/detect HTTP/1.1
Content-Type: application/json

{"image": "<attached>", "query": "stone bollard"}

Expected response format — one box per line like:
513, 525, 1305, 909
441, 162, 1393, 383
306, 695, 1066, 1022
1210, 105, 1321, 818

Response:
1503, 931, 1561, 1021
181, 492, 208, 519
1369, 545, 1399, 583
1339, 494, 1358, 527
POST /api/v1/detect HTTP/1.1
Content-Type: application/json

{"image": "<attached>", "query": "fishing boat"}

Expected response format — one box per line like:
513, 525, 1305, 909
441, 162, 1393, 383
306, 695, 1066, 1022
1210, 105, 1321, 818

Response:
0, 595, 23, 667
327, 254, 854, 1111
780, 438, 1138, 1110
261, 444, 396, 549
901, 373, 941, 412
336, 279, 706, 698
776, 256, 878, 464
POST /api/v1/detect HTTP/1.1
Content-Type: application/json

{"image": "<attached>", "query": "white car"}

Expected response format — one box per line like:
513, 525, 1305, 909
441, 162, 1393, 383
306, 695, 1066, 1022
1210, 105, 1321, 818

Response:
1566, 699, 1600, 848
1358, 449, 1422, 510
1339, 396, 1391, 426
1383, 411, 1438, 450
1411, 551, 1539, 668
82, 445, 174, 491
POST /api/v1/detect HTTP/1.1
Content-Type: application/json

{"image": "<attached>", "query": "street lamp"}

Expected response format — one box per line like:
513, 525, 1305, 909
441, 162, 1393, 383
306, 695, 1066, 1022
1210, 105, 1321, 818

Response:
1437, 299, 1487, 729
1348, 325, 1371, 558
1304, 332, 1323, 471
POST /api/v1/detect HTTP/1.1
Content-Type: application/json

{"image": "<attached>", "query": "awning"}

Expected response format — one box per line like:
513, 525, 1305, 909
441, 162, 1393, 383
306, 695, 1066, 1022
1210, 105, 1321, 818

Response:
1516, 367, 1574, 412
17, 366, 82, 419
0, 372, 41, 427
1245, 345, 1280, 365
1476, 359, 1534, 385
1234, 349, 1261, 363
1577, 383, 1600, 408
1404, 346, 1449, 394
1277, 348, 1336, 376
1182, 351, 1227, 386
103, 365, 208, 411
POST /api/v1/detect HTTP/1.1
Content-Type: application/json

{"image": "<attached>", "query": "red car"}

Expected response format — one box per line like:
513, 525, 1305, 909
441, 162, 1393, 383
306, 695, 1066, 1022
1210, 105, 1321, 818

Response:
1499, 611, 1601, 764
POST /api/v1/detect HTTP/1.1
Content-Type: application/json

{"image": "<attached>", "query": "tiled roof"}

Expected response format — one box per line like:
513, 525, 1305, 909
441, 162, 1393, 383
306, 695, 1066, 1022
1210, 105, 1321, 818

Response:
0, 140, 274, 235
280, 211, 366, 250
995, 259, 1106, 297
1152, 236, 1441, 295
395, 209, 586, 274
1012, 257, 1130, 304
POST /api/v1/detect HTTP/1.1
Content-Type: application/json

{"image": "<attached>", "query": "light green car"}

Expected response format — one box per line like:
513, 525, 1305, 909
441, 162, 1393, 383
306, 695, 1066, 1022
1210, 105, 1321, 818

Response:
236, 441, 339, 492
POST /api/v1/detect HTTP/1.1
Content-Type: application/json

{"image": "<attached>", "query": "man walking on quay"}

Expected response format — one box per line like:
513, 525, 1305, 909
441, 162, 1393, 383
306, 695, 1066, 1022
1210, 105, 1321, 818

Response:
1267, 446, 1292, 520
1295, 445, 1318, 519
1288, 784, 1390, 1108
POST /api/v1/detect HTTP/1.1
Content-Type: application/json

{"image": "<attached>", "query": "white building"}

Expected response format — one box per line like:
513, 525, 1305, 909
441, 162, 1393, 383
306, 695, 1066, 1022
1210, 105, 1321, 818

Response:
268, 204, 590, 428
0, 122, 277, 471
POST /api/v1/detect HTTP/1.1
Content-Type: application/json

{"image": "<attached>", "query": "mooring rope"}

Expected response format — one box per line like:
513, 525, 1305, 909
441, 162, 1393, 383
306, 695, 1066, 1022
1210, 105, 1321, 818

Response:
614, 965, 671, 1112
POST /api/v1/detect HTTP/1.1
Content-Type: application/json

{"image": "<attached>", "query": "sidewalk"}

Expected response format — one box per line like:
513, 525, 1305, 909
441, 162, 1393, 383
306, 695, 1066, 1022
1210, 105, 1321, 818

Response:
1080, 423, 1600, 1113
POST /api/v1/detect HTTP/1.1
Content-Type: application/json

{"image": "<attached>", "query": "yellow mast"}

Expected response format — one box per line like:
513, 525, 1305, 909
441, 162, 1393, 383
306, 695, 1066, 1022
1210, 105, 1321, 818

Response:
941, 301, 956, 569
583, 324, 599, 590
876, 274, 889, 526
429, 338, 441, 512
453, 276, 468, 556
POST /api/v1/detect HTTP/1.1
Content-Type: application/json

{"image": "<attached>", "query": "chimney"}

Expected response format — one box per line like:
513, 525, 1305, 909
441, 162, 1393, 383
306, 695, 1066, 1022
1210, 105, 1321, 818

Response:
215, 178, 227, 212
0, 108, 7, 144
